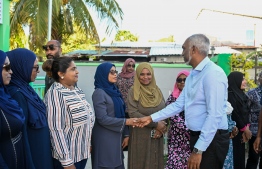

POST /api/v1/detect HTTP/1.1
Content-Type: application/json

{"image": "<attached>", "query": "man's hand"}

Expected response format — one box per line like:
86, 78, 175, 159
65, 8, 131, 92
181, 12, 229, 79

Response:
136, 116, 152, 127
187, 153, 202, 169
122, 137, 129, 149
253, 137, 261, 154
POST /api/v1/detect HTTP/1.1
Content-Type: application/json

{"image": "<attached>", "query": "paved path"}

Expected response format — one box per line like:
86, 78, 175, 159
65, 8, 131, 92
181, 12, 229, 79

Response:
85, 151, 128, 169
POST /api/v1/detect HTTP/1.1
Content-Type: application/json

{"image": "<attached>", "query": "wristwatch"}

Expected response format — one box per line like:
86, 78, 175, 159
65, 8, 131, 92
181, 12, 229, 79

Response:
192, 148, 203, 154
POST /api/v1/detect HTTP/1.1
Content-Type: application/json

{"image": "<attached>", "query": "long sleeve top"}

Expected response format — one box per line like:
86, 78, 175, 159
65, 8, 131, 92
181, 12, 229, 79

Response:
151, 57, 228, 151
91, 88, 128, 168
44, 82, 95, 167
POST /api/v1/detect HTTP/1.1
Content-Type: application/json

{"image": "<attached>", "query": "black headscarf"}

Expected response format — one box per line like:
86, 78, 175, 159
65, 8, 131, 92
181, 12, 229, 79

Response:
228, 71, 249, 104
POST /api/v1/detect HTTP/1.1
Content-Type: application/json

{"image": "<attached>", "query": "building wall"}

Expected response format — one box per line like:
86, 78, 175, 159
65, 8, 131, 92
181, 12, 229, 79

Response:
150, 56, 184, 63
36, 62, 191, 107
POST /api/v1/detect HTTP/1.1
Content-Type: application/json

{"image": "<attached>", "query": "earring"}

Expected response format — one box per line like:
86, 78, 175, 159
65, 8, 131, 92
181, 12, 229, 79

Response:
61, 76, 64, 79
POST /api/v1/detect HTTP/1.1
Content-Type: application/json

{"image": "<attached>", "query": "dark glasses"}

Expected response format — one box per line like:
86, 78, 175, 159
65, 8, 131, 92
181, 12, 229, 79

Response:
109, 70, 118, 75
176, 78, 186, 83
42, 44, 60, 51
127, 64, 135, 68
3, 64, 11, 72
33, 65, 39, 72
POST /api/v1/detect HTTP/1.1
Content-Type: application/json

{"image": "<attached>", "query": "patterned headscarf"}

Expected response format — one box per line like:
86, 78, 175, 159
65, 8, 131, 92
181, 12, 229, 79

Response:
6, 48, 47, 129
0, 50, 24, 123
133, 62, 162, 107
172, 70, 190, 98
119, 58, 136, 79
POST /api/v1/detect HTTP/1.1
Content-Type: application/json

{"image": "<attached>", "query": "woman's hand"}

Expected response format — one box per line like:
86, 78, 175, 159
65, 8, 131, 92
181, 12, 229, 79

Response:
126, 118, 139, 127
122, 137, 129, 149
156, 121, 167, 134
64, 165, 76, 169
229, 126, 238, 138
243, 126, 252, 140
153, 129, 163, 139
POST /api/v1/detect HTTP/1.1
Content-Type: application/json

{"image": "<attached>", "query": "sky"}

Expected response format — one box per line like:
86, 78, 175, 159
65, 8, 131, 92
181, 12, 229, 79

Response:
98, 0, 262, 46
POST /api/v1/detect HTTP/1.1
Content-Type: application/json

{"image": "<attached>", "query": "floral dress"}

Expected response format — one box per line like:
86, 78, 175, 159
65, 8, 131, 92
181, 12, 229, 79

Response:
116, 75, 134, 114
223, 114, 236, 169
165, 94, 190, 169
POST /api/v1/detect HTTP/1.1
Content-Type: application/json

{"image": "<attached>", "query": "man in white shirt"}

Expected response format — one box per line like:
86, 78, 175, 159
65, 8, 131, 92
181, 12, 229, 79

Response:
137, 34, 229, 169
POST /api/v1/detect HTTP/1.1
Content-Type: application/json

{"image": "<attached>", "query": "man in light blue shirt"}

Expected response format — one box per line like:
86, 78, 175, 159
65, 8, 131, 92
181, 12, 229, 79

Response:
137, 34, 229, 169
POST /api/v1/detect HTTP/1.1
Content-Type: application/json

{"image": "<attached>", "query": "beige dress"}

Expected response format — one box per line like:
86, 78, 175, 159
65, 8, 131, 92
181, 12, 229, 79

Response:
127, 87, 165, 169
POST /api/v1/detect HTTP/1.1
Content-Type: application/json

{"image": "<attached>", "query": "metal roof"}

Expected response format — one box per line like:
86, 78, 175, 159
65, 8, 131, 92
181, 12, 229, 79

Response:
66, 43, 241, 57
149, 46, 183, 56
211, 46, 241, 54
95, 42, 179, 48
97, 49, 150, 58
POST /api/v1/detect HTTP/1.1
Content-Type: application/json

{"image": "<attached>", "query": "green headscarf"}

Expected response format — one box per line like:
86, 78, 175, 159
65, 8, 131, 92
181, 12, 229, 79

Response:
133, 62, 162, 107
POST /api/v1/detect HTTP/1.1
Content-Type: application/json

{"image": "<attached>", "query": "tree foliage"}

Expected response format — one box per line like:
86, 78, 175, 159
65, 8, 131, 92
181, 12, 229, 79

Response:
114, 30, 138, 42
9, 0, 123, 54
229, 53, 256, 89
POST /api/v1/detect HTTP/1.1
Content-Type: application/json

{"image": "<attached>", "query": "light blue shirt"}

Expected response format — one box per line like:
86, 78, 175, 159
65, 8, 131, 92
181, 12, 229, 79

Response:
151, 57, 228, 151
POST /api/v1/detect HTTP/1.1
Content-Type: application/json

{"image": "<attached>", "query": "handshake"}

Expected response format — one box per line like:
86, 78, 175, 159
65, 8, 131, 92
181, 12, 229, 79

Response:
126, 116, 152, 127
126, 116, 167, 136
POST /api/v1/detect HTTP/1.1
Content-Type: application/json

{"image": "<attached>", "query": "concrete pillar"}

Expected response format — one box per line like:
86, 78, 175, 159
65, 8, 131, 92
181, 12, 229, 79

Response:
0, 0, 11, 51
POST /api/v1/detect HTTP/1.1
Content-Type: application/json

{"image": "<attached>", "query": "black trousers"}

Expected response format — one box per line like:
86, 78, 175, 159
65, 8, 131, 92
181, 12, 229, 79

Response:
246, 135, 262, 169
232, 131, 246, 169
190, 130, 229, 169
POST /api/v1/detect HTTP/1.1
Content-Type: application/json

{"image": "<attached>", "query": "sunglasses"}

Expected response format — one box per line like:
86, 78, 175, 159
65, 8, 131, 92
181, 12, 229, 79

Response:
109, 70, 118, 75
127, 64, 135, 68
176, 78, 186, 83
33, 65, 39, 72
3, 63, 11, 72
42, 44, 60, 51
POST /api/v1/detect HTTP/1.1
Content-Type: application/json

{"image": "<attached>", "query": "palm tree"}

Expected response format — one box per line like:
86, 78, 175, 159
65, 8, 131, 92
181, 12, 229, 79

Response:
10, 0, 123, 52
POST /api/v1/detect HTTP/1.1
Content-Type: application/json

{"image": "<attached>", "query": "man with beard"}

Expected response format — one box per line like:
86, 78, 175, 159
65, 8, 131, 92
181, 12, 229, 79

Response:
42, 40, 62, 94
136, 34, 229, 169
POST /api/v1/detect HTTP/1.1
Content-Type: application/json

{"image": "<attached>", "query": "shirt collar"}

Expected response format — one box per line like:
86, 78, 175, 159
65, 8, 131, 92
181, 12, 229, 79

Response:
194, 57, 210, 71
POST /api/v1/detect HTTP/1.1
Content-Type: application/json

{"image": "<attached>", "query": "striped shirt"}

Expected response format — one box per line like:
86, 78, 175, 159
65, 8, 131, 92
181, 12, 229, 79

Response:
44, 82, 95, 167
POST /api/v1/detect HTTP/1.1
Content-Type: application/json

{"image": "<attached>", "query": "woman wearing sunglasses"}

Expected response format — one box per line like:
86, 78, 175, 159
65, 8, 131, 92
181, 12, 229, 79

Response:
0, 50, 26, 169
116, 58, 136, 118
44, 57, 94, 169
165, 70, 190, 169
6, 48, 53, 169
127, 62, 167, 169
91, 62, 137, 169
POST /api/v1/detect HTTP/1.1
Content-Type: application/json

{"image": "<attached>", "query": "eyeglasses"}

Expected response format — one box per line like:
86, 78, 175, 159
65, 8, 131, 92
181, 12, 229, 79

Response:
127, 64, 135, 68
109, 70, 118, 75
176, 78, 186, 83
42, 44, 60, 51
3, 64, 11, 72
33, 65, 39, 72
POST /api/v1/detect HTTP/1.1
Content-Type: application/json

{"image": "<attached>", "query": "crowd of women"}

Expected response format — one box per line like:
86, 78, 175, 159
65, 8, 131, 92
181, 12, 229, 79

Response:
0, 47, 261, 169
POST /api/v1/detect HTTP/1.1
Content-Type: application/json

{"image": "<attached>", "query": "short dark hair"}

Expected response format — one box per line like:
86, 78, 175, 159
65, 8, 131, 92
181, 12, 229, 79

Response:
50, 56, 73, 82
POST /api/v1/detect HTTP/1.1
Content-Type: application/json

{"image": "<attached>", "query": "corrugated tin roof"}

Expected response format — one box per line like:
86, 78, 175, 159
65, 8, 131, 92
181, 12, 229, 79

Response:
66, 50, 97, 55
149, 46, 182, 56
211, 47, 241, 54
149, 46, 241, 56
95, 42, 179, 48
98, 49, 150, 58
66, 43, 241, 57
